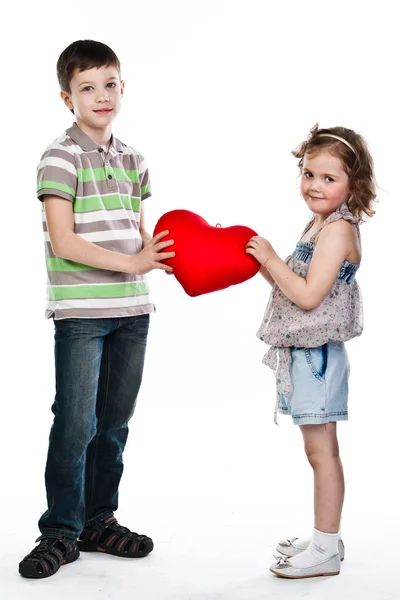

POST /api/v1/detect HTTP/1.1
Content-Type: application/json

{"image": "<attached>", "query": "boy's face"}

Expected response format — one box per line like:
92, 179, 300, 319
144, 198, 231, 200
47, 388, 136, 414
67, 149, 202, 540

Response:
61, 65, 124, 131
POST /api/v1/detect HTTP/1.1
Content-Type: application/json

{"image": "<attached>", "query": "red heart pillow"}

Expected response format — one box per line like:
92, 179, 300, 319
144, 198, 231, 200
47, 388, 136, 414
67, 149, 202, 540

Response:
153, 210, 260, 296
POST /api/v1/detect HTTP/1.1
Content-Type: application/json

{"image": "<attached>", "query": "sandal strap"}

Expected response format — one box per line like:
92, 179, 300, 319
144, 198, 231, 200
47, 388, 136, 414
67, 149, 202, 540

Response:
81, 516, 118, 544
104, 523, 149, 553
33, 536, 70, 554
108, 521, 140, 538
22, 537, 70, 572
81, 517, 149, 551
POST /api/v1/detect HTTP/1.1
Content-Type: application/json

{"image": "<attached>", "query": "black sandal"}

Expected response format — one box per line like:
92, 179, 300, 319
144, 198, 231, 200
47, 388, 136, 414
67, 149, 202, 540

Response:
78, 516, 154, 558
19, 536, 80, 578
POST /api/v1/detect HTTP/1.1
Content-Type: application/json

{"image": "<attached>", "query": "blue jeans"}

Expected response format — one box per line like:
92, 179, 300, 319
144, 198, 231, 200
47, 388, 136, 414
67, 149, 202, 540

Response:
38, 314, 150, 540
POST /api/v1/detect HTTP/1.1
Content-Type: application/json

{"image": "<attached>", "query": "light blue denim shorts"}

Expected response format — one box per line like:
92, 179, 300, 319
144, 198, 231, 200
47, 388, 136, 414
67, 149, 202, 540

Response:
279, 342, 349, 425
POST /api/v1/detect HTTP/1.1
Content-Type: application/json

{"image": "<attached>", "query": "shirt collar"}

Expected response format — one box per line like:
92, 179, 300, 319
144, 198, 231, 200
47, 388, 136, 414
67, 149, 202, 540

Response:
66, 122, 124, 153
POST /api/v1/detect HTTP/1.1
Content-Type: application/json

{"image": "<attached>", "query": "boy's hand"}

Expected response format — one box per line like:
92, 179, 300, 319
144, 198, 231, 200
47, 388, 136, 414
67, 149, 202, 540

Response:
245, 236, 277, 267
131, 230, 175, 274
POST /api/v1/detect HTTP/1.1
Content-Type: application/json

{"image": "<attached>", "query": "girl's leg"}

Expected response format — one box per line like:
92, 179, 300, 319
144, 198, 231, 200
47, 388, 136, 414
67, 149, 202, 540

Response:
301, 422, 344, 532
287, 422, 343, 568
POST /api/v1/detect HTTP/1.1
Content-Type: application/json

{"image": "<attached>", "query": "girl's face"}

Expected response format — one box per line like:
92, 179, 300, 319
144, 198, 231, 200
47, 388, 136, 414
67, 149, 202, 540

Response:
300, 151, 350, 217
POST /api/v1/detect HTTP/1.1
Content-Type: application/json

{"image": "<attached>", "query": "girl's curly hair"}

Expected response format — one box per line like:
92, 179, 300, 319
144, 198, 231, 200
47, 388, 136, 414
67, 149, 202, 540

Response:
292, 123, 376, 221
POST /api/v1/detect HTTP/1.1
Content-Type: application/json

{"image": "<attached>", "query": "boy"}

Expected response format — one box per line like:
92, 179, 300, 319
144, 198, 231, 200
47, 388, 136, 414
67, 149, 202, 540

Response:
19, 40, 174, 579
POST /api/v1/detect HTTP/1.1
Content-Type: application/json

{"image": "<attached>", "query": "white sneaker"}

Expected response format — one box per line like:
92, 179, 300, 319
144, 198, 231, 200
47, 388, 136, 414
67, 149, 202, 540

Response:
270, 553, 341, 579
276, 537, 345, 561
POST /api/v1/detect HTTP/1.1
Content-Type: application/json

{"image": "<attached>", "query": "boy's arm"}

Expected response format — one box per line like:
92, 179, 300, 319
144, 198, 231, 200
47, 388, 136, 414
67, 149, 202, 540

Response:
138, 202, 152, 247
44, 196, 174, 274
138, 154, 153, 247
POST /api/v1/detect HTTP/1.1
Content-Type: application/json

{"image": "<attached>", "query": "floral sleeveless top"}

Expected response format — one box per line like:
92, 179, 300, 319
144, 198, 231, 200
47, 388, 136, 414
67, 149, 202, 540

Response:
257, 203, 363, 403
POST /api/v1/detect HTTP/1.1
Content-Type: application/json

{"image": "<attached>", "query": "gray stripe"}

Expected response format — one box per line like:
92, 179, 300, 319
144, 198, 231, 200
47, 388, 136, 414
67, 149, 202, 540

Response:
119, 154, 142, 171
43, 218, 140, 235
45, 242, 56, 259
42, 148, 76, 162
39, 189, 73, 202
38, 165, 77, 193
95, 239, 143, 254
48, 304, 155, 320
140, 167, 150, 187
45, 238, 143, 259
47, 270, 147, 286
75, 219, 140, 234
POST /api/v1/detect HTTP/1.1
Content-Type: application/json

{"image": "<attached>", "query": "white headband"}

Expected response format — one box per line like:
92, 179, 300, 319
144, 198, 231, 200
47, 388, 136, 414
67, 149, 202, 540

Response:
317, 134, 356, 154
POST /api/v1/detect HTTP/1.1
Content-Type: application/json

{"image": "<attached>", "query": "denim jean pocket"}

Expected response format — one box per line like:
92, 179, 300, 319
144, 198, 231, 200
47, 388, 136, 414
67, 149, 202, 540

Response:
134, 313, 150, 332
305, 345, 328, 381
124, 313, 150, 343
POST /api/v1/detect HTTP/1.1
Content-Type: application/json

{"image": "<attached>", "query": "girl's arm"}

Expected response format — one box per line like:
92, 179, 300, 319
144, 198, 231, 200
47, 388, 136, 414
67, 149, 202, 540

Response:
246, 219, 355, 310
259, 266, 275, 286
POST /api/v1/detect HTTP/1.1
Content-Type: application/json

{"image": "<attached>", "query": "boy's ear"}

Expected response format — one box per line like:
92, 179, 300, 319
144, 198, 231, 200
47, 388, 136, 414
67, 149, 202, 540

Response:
60, 90, 74, 110
120, 80, 125, 97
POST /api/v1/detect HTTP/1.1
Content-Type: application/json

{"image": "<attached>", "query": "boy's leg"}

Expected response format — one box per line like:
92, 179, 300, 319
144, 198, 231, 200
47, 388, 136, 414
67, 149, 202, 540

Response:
84, 314, 150, 523
38, 318, 115, 539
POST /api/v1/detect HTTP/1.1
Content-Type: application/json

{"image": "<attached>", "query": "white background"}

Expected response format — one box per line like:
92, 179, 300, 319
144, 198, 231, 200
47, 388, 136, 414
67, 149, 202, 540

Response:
0, 1, 398, 598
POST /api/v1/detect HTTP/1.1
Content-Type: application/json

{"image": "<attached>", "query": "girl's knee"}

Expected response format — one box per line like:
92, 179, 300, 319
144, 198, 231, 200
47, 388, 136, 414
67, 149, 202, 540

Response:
305, 445, 340, 468
301, 423, 339, 464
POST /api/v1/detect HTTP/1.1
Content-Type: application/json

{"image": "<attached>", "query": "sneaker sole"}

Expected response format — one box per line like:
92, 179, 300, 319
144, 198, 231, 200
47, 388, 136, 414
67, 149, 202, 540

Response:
77, 541, 152, 558
270, 568, 340, 579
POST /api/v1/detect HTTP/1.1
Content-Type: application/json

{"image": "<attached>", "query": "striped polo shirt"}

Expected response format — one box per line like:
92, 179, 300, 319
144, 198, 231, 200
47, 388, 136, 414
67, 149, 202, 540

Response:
37, 122, 154, 320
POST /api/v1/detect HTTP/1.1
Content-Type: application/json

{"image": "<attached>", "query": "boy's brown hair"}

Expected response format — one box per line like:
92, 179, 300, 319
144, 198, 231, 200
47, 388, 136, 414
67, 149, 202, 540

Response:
57, 39, 121, 93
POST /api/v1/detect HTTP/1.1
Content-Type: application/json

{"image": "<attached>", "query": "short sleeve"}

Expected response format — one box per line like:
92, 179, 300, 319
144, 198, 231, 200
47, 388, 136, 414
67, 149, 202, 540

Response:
36, 144, 77, 202
138, 155, 152, 200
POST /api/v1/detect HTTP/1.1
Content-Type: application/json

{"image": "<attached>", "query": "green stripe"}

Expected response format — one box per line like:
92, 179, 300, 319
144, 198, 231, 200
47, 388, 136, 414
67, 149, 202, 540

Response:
76, 168, 139, 183
46, 258, 97, 272
115, 169, 139, 183
48, 281, 149, 300
73, 194, 141, 213
37, 180, 75, 197
141, 183, 151, 196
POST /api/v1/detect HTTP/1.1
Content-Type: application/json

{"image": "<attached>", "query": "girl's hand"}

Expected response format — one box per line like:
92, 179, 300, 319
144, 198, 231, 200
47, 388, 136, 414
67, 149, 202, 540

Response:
246, 236, 277, 267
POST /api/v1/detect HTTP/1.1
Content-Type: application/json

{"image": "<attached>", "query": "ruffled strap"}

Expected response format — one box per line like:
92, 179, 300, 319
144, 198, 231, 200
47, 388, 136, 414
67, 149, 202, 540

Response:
324, 202, 360, 225
309, 203, 360, 243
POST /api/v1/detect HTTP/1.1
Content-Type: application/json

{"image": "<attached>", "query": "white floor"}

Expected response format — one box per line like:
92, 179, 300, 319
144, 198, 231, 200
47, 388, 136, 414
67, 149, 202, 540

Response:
3, 392, 399, 599
3, 500, 398, 600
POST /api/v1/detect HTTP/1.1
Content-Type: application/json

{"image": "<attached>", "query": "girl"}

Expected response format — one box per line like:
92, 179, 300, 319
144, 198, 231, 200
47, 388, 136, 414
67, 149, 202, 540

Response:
246, 124, 376, 579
